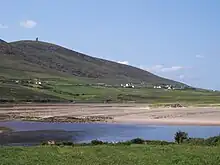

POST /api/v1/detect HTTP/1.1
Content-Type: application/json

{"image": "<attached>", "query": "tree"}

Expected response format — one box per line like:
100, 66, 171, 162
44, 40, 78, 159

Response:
174, 131, 188, 144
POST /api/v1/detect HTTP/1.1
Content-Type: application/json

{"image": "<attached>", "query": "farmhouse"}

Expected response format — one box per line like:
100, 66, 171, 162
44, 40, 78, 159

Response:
121, 83, 134, 88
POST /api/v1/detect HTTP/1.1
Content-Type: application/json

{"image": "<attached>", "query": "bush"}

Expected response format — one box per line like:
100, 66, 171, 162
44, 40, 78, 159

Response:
184, 136, 220, 146
55, 142, 63, 146
185, 138, 205, 145
204, 135, 220, 146
174, 131, 188, 144
41, 142, 48, 145
91, 140, 104, 145
117, 141, 132, 145
130, 138, 145, 144
62, 141, 74, 146
145, 140, 174, 145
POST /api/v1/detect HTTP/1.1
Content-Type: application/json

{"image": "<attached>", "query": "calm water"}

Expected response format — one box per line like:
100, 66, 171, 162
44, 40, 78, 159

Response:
1, 121, 220, 145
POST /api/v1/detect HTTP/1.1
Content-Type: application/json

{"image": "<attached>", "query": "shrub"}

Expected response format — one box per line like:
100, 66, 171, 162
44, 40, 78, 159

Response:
55, 142, 63, 146
145, 140, 174, 145
185, 138, 205, 145
41, 142, 48, 145
62, 141, 74, 146
117, 141, 132, 145
174, 131, 188, 144
204, 135, 220, 146
184, 136, 220, 146
130, 138, 145, 144
91, 140, 104, 145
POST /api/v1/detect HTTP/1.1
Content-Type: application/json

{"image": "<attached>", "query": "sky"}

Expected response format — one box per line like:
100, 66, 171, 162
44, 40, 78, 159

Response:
0, 0, 220, 90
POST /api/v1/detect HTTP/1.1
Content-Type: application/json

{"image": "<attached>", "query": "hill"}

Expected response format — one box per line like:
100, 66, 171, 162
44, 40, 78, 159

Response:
1, 39, 181, 86
2, 39, 219, 104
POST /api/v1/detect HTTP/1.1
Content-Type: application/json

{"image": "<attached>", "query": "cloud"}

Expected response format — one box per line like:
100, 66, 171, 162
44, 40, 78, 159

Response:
0, 24, 8, 29
144, 65, 163, 72
161, 66, 183, 72
146, 65, 184, 73
20, 20, 37, 28
196, 54, 204, 58
151, 65, 164, 70
117, 61, 129, 65
179, 75, 185, 79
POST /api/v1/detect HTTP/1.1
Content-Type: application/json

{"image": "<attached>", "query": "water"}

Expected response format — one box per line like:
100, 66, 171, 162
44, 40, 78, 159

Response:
1, 121, 220, 145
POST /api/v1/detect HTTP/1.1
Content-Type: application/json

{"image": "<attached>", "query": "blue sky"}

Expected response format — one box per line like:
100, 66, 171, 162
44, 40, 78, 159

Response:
0, 0, 220, 90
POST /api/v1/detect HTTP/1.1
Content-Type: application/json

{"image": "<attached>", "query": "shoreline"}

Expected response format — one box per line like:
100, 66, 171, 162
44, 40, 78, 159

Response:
1, 103, 220, 126
0, 102, 220, 107
2, 118, 220, 127
112, 119, 220, 126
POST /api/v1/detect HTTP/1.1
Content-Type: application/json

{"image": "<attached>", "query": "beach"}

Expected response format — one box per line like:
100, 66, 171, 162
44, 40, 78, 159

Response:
1, 104, 220, 125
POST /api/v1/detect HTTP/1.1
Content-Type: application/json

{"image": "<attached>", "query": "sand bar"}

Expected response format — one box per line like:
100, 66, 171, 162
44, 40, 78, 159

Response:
0, 104, 220, 126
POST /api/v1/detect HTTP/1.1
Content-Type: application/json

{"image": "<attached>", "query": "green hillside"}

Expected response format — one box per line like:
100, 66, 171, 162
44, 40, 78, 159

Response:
1, 39, 219, 104
1, 39, 181, 85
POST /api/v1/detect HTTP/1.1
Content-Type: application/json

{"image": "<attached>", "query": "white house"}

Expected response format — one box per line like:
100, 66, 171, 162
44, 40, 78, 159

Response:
154, 86, 161, 89
121, 83, 134, 88
35, 80, 42, 85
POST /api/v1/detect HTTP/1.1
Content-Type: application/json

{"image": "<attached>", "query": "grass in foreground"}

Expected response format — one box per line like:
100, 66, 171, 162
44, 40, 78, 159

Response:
1, 145, 220, 165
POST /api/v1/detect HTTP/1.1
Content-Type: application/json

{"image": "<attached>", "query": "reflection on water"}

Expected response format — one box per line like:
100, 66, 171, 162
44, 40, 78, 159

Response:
1, 121, 220, 146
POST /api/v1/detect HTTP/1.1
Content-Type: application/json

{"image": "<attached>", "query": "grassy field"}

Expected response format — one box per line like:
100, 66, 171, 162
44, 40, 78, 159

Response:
0, 77, 220, 104
1, 145, 220, 165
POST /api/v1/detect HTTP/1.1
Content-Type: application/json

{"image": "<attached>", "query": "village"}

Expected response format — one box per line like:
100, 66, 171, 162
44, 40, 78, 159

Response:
0, 78, 189, 91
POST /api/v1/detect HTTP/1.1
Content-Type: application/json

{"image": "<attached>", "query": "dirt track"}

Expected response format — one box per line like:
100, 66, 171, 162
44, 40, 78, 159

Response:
1, 104, 220, 125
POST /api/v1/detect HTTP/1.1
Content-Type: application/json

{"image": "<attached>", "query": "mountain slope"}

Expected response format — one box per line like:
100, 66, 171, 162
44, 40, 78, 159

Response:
0, 39, 182, 86
2, 39, 220, 104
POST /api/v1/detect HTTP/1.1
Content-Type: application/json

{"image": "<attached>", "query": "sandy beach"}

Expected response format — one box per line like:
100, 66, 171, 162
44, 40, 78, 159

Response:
1, 104, 220, 125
